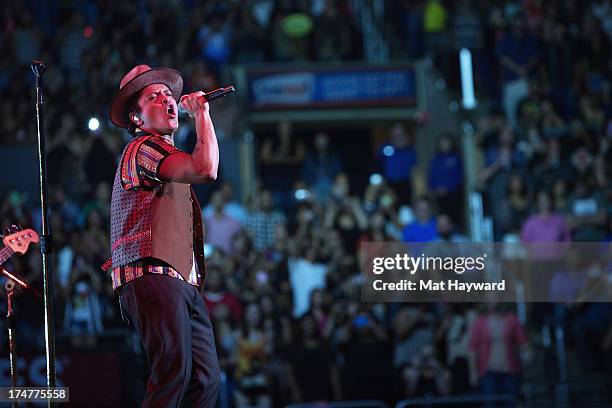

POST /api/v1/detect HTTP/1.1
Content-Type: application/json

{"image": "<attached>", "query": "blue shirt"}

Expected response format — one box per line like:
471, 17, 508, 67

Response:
380, 145, 417, 182
402, 218, 438, 242
428, 152, 463, 191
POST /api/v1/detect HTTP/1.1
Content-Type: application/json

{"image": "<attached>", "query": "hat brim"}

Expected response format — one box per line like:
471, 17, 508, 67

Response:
109, 68, 183, 129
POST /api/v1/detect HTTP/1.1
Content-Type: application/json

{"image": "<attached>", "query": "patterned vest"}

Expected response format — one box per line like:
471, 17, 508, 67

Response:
109, 138, 206, 283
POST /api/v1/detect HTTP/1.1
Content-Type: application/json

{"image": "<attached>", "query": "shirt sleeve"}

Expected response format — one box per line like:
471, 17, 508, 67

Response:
120, 136, 180, 190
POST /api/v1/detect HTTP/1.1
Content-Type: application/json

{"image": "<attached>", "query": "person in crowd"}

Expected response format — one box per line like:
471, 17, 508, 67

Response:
302, 132, 343, 202
402, 196, 438, 242
342, 305, 394, 402
63, 272, 104, 343
496, 12, 539, 127
288, 244, 327, 318
245, 190, 286, 250
202, 181, 248, 224
259, 120, 305, 209
435, 214, 469, 243
234, 302, 272, 407
470, 303, 528, 407
567, 177, 607, 241
392, 305, 436, 370
401, 345, 451, 397
428, 132, 464, 224
438, 304, 478, 394
324, 195, 368, 253
496, 173, 530, 237
205, 190, 242, 254
288, 313, 342, 402
521, 189, 571, 244
203, 266, 243, 324
379, 123, 418, 205
521, 189, 571, 308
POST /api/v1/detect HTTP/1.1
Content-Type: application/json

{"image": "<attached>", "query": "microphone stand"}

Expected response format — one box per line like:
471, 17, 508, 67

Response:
31, 60, 57, 399
1, 267, 41, 408
5, 277, 18, 408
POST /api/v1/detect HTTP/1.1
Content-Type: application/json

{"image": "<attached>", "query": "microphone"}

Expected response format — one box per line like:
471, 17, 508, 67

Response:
178, 86, 236, 117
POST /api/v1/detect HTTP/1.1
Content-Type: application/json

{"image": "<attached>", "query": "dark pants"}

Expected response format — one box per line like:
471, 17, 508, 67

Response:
479, 372, 518, 407
119, 274, 221, 408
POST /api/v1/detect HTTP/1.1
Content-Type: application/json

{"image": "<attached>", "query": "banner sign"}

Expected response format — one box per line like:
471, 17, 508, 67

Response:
246, 66, 417, 110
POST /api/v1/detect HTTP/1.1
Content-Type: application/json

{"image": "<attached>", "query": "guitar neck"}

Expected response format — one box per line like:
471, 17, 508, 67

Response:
0, 246, 15, 266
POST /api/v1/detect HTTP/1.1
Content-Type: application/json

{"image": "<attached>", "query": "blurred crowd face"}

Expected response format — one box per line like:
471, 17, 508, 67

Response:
300, 314, 317, 338
297, 205, 315, 225
436, 214, 454, 237
259, 295, 275, 317
86, 209, 102, 229
231, 232, 250, 255
274, 223, 288, 242
95, 183, 110, 203
206, 268, 223, 292
331, 173, 350, 199
414, 198, 432, 222
536, 191, 551, 214
212, 303, 231, 323
245, 303, 262, 328
370, 211, 386, 230
390, 123, 410, 148
133, 84, 179, 135
310, 289, 324, 309
438, 134, 454, 153
508, 174, 525, 195
219, 182, 235, 202
337, 209, 356, 230
278, 120, 292, 138
552, 179, 566, 197
499, 126, 515, 146
211, 191, 225, 212
314, 132, 330, 152
572, 147, 593, 172
259, 191, 273, 211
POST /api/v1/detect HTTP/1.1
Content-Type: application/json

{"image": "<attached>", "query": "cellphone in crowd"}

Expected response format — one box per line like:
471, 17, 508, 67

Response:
369, 173, 383, 186
295, 189, 311, 201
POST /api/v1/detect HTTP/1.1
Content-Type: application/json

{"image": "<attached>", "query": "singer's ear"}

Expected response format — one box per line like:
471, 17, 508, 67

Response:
129, 112, 142, 126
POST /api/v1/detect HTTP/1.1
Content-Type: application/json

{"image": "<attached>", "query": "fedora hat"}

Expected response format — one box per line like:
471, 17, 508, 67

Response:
109, 64, 183, 128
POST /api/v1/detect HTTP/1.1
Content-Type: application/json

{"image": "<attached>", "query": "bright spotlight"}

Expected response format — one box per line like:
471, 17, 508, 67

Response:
88, 117, 100, 131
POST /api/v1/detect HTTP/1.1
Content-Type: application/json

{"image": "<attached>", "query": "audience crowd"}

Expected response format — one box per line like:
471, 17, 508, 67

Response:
1, 0, 612, 406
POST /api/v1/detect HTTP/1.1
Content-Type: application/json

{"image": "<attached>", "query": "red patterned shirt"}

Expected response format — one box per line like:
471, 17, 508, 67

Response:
110, 132, 201, 291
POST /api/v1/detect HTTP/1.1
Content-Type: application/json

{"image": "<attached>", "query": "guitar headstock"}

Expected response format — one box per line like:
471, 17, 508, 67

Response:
2, 227, 40, 254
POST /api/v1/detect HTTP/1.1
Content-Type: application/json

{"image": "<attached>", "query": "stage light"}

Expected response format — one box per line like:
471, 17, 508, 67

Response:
382, 145, 395, 157
88, 117, 100, 131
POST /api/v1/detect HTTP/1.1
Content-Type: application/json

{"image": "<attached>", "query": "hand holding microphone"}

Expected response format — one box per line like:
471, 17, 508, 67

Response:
178, 86, 235, 117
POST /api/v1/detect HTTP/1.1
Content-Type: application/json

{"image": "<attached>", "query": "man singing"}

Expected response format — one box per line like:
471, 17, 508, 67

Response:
107, 65, 220, 407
